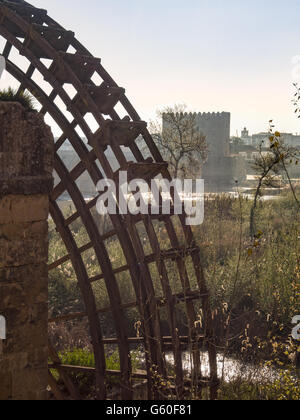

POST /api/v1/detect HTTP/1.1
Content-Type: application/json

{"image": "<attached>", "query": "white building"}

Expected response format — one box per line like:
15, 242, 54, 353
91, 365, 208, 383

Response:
240, 128, 300, 149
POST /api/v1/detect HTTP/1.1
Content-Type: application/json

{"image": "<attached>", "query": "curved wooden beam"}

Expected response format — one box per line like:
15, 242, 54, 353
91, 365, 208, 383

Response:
0, 0, 217, 400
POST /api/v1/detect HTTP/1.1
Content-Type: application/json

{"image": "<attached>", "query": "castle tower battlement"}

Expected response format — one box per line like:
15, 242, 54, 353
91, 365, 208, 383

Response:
163, 111, 231, 158
199, 112, 230, 157
176, 112, 231, 157
162, 111, 232, 191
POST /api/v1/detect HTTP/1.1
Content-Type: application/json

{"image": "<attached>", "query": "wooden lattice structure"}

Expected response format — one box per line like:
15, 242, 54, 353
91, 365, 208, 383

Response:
0, 0, 218, 400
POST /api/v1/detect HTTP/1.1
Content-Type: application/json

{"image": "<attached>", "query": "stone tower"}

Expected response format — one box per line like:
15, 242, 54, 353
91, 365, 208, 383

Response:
196, 112, 233, 191
162, 111, 233, 191
194, 112, 231, 158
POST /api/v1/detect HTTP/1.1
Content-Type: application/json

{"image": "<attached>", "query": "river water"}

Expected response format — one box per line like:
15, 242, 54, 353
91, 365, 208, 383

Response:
165, 351, 277, 383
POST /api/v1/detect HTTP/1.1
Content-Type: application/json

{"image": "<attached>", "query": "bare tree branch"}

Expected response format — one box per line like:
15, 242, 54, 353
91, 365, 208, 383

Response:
150, 104, 208, 179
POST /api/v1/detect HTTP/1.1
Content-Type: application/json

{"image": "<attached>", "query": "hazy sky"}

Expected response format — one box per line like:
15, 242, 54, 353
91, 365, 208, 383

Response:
7, 0, 300, 135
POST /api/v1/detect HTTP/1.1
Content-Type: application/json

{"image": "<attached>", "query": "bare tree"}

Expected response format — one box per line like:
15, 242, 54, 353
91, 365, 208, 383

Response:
150, 104, 207, 179
250, 122, 300, 238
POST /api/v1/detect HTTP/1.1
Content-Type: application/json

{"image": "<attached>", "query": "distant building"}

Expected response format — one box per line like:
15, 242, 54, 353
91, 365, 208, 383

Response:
193, 112, 235, 191
252, 133, 269, 148
241, 127, 249, 138
163, 112, 246, 191
241, 127, 252, 146
280, 133, 300, 148
230, 128, 300, 179
237, 127, 300, 149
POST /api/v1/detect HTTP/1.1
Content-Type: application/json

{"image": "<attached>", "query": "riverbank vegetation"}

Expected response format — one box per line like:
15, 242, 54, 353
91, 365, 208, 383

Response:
48, 185, 300, 400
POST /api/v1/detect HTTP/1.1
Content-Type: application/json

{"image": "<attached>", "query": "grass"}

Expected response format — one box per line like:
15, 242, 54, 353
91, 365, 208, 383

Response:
48, 188, 300, 400
0, 87, 35, 111
59, 347, 142, 372
50, 348, 143, 397
219, 369, 300, 400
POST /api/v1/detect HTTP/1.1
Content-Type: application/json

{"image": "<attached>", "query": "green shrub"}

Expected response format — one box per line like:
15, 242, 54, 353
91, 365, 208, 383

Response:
53, 348, 142, 395
219, 380, 262, 400
260, 369, 300, 401
219, 370, 300, 400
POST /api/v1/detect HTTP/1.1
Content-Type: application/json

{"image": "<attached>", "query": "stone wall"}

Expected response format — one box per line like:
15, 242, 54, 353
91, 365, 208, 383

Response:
194, 112, 231, 158
0, 103, 53, 400
203, 155, 246, 192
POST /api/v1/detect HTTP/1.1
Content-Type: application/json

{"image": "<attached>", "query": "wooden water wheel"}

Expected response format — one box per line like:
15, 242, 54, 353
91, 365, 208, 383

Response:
0, 0, 218, 400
